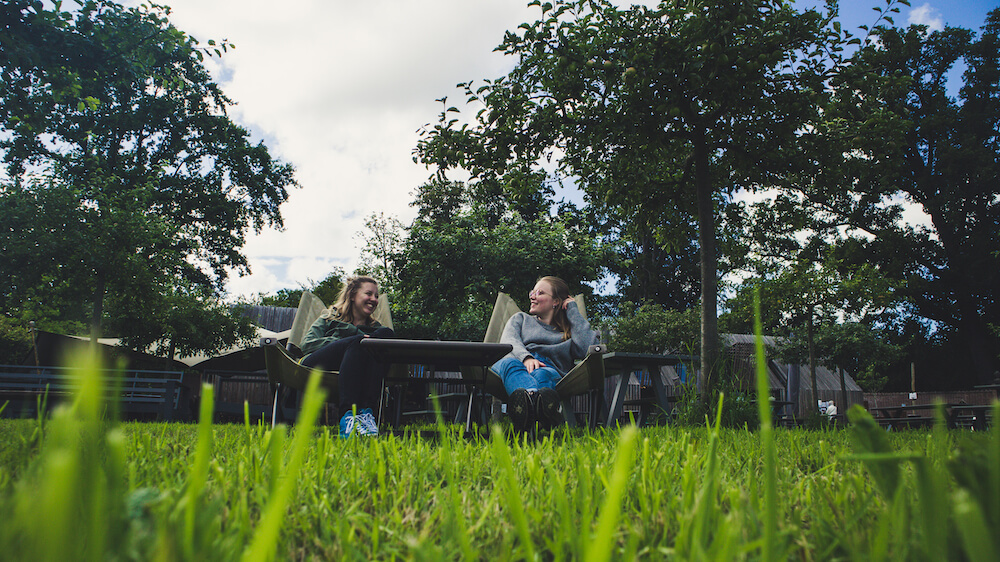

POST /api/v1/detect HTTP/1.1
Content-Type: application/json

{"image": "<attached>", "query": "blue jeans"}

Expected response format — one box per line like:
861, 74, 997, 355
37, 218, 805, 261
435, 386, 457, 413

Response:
492, 356, 562, 396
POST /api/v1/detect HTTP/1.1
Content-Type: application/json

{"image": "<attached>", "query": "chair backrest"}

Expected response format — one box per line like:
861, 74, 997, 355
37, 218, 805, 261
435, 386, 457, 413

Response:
483, 292, 587, 343
287, 290, 393, 350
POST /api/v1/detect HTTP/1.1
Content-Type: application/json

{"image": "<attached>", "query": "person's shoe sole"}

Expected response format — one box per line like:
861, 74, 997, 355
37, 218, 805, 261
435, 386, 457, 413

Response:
535, 387, 563, 430
508, 388, 534, 433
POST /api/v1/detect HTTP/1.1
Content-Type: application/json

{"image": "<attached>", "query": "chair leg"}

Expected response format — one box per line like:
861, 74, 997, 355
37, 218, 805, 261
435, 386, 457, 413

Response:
377, 379, 387, 429
464, 390, 476, 433
561, 398, 578, 428
271, 383, 281, 428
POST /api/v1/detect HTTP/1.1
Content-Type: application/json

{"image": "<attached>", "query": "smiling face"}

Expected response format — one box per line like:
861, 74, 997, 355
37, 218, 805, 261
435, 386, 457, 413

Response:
350, 281, 380, 324
528, 280, 558, 317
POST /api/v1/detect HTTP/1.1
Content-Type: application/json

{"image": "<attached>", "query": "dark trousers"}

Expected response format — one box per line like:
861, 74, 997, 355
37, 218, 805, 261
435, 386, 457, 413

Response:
301, 327, 395, 414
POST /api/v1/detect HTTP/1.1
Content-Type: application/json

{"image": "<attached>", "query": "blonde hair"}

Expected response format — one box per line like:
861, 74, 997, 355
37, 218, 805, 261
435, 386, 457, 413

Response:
538, 276, 572, 341
323, 275, 379, 325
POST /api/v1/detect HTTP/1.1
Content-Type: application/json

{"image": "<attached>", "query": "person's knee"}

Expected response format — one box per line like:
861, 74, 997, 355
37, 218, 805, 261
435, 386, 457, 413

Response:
535, 367, 562, 388
493, 357, 522, 378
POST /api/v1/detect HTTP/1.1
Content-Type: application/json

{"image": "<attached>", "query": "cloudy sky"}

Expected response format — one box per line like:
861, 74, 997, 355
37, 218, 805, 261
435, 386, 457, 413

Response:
140, 0, 996, 300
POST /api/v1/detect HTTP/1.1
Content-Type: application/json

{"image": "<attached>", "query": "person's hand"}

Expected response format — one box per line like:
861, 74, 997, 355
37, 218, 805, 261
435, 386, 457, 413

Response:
523, 357, 543, 373
561, 296, 575, 310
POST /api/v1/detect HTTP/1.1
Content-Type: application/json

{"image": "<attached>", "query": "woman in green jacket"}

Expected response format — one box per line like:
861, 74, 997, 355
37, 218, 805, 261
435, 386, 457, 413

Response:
301, 275, 394, 437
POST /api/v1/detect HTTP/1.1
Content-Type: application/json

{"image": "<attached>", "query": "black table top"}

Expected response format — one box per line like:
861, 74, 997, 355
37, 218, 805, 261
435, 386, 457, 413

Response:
871, 403, 944, 410
602, 352, 697, 368
359, 338, 511, 368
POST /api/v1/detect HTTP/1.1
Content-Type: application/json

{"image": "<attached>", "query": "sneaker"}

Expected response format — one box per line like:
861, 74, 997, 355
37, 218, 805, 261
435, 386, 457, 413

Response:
508, 388, 534, 432
339, 411, 356, 439
356, 408, 379, 436
535, 388, 563, 430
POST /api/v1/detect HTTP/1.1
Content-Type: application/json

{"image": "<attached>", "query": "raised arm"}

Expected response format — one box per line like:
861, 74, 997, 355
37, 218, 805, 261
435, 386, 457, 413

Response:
565, 300, 600, 358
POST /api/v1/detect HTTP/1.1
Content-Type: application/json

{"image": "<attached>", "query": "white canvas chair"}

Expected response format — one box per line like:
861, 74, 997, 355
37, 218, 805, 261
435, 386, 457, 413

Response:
262, 290, 396, 427
461, 292, 606, 427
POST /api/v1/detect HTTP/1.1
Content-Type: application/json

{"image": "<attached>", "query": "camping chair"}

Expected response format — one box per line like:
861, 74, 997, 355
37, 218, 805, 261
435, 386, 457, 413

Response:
261, 290, 397, 428
460, 292, 606, 428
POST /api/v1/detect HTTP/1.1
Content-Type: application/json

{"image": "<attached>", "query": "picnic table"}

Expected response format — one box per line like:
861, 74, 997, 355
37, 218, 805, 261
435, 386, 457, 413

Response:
601, 352, 696, 428
870, 403, 942, 429
359, 338, 512, 431
973, 384, 1000, 400
753, 399, 795, 426
948, 403, 993, 430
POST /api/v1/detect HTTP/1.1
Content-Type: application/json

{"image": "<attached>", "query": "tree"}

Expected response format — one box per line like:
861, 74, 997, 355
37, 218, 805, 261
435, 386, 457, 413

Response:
258, 269, 345, 309
388, 179, 605, 341
768, 9, 1000, 385
597, 301, 699, 355
414, 0, 845, 399
0, 1, 296, 354
776, 321, 900, 394
355, 212, 404, 294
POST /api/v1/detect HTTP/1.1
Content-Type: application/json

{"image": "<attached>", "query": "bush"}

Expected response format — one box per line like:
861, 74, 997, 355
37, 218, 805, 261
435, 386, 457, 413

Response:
597, 301, 698, 354
671, 379, 759, 429
0, 317, 32, 365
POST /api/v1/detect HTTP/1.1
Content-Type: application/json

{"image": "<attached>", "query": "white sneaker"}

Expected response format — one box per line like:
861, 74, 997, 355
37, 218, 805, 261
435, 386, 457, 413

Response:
356, 408, 379, 436
339, 411, 356, 439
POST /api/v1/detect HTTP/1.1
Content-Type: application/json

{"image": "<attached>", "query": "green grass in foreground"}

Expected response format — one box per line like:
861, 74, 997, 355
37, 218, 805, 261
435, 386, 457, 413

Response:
0, 351, 998, 561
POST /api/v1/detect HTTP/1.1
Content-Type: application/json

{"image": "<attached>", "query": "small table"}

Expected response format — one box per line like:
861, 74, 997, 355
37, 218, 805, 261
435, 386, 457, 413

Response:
973, 384, 1000, 400
359, 338, 512, 431
870, 403, 944, 429
601, 352, 697, 428
753, 399, 795, 425
948, 404, 993, 430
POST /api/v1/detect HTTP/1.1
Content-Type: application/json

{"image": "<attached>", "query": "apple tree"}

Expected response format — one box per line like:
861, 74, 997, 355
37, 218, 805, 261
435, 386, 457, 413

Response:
414, 0, 847, 398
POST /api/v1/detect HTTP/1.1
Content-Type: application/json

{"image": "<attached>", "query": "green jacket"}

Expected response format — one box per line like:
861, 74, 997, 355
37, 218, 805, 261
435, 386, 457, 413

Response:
300, 316, 383, 356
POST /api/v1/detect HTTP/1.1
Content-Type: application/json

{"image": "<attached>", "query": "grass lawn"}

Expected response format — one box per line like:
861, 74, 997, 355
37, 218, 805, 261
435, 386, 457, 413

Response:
1, 364, 998, 561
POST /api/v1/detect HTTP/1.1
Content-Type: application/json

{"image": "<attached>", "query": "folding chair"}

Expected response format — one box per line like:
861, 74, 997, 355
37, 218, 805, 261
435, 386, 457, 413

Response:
460, 293, 606, 427
261, 291, 396, 427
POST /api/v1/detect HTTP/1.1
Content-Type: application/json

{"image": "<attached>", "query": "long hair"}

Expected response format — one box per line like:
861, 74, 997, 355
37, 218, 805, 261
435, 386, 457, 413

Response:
538, 275, 572, 341
323, 275, 379, 325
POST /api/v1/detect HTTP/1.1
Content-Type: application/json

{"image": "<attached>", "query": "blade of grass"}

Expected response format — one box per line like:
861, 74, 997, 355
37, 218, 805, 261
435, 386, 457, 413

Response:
490, 425, 536, 561
586, 425, 638, 562
952, 488, 998, 562
185, 383, 215, 558
242, 370, 327, 562
754, 288, 778, 561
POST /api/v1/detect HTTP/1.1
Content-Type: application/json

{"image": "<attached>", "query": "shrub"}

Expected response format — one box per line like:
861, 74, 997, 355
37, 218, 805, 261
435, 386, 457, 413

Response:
597, 301, 698, 354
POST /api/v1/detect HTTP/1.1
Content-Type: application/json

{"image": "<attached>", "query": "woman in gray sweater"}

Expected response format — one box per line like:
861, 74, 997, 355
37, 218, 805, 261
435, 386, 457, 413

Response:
492, 276, 600, 431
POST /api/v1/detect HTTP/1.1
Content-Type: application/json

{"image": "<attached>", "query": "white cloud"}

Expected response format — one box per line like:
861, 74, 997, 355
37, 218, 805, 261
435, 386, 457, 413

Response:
137, 0, 539, 299
908, 3, 944, 31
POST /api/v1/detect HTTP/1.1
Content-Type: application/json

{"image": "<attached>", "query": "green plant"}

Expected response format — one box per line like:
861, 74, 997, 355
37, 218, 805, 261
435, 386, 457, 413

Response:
598, 301, 699, 354
0, 316, 32, 365
848, 403, 1000, 561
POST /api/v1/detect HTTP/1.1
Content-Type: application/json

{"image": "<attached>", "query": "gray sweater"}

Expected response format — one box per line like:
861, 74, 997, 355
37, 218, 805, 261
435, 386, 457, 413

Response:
499, 301, 601, 376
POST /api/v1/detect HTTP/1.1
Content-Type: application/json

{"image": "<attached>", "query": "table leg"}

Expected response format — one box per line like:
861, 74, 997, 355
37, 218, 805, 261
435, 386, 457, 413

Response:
605, 371, 629, 428
648, 363, 671, 425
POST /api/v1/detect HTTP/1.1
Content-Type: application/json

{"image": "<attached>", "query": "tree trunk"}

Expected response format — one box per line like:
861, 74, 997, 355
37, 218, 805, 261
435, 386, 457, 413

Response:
165, 339, 175, 371
808, 311, 818, 414
91, 271, 105, 342
839, 367, 848, 415
955, 296, 999, 385
693, 130, 719, 404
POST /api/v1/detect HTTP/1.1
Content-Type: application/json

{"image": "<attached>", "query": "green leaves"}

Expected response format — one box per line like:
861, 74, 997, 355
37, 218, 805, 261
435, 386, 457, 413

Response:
0, 1, 295, 345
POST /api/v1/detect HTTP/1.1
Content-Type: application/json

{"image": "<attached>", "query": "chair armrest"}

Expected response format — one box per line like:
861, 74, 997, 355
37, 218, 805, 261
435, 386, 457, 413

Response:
259, 337, 303, 359
555, 345, 607, 398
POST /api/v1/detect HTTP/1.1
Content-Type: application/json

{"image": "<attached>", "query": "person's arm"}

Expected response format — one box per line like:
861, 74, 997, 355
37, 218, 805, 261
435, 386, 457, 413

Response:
565, 300, 600, 358
499, 313, 533, 363
300, 317, 358, 355
300, 317, 331, 356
